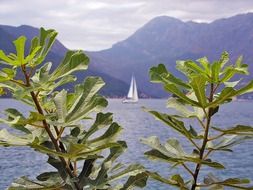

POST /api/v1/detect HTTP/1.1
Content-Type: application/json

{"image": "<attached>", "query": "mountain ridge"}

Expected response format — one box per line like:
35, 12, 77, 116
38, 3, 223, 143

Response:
87, 12, 253, 97
1, 12, 253, 98
0, 24, 130, 97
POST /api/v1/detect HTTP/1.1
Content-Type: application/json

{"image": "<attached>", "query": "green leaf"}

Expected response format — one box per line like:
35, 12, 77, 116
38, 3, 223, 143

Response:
40, 28, 58, 57
167, 97, 204, 119
31, 62, 77, 94
50, 50, 89, 80
29, 36, 39, 55
141, 136, 184, 163
190, 75, 207, 107
36, 172, 60, 181
8, 176, 64, 190
13, 36, 26, 65
0, 87, 5, 95
31, 62, 52, 83
120, 172, 148, 190
104, 141, 127, 163
220, 56, 249, 82
87, 122, 122, 147
197, 56, 210, 74
66, 77, 107, 123
188, 125, 200, 139
208, 135, 252, 152
141, 136, 224, 169
3, 108, 27, 129
108, 164, 145, 182
224, 80, 241, 88
31, 140, 121, 160
70, 127, 80, 137
0, 129, 34, 146
147, 171, 189, 189
47, 156, 68, 181
1, 108, 45, 131
210, 51, 229, 82
53, 90, 68, 124
27, 112, 45, 122
0, 67, 16, 82
30, 28, 58, 66
184, 60, 207, 76
211, 61, 221, 82
82, 112, 113, 141
220, 51, 229, 68
150, 64, 190, 89
78, 159, 96, 186
0, 50, 17, 65
212, 125, 253, 136
47, 78, 108, 127
24, 46, 41, 64
208, 81, 253, 107
164, 83, 200, 106
78, 142, 128, 189
203, 173, 253, 189
144, 109, 197, 140
171, 174, 187, 189
211, 51, 242, 84
200, 159, 225, 169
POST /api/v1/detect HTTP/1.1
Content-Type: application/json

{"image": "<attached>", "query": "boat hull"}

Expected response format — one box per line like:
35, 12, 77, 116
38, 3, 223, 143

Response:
122, 99, 138, 103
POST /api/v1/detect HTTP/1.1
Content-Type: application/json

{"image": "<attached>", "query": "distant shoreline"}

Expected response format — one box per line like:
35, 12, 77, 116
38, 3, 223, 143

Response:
0, 97, 252, 101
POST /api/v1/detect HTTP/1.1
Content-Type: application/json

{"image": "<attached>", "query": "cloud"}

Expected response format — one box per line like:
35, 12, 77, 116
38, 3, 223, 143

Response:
0, 0, 253, 51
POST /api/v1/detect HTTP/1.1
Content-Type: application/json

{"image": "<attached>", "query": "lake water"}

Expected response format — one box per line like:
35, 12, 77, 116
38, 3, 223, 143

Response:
0, 99, 253, 189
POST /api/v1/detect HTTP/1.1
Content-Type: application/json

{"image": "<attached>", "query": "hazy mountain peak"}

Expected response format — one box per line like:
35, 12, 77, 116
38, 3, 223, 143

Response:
89, 12, 253, 97
137, 15, 184, 32
148, 15, 183, 24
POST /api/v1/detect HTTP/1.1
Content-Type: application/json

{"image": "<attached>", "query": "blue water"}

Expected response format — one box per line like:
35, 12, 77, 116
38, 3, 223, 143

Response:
0, 99, 253, 189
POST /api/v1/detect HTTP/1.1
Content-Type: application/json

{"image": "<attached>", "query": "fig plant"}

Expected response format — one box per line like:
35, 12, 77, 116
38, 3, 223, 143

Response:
142, 52, 253, 190
0, 28, 148, 190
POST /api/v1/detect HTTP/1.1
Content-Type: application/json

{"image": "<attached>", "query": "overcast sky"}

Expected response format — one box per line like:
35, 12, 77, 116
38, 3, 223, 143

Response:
0, 0, 253, 51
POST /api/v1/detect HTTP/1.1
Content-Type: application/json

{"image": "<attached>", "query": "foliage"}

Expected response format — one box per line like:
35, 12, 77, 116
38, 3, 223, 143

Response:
0, 28, 147, 190
142, 52, 253, 190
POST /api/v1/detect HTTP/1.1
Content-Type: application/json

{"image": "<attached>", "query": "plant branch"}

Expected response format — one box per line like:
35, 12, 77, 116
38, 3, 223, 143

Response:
202, 108, 208, 120
213, 83, 220, 93
182, 163, 194, 177
10, 79, 26, 87
28, 67, 35, 78
28, 123, 44, 128
189, 138, 201, 151
35, 90, 40, 98
54, 126, 65, 141
203, 149, 213, 160
191, 83, 214, 190
74, 161, 77, 176
197, 117, 206, 129
21, 65, 80, 189
208, 132, 225, 141
53, 126, 74, 171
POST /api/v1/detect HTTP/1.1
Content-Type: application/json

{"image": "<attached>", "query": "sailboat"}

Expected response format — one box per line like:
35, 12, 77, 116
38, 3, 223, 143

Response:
123, 75, 138, 103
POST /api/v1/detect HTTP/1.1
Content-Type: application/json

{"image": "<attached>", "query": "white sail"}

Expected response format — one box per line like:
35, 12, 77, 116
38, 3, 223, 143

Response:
132, 76, 138, 101
123, 75, 138, 103
127, 76, 134, 98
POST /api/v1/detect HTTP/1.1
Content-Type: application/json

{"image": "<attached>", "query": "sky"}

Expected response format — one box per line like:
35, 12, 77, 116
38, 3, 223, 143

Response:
0, 0, 253, 51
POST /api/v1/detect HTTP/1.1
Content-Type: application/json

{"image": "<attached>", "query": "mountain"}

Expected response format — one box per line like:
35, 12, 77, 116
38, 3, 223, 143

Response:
2, 13, 253, 98
87, 13, 253, 97
0, 25, 129, 97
